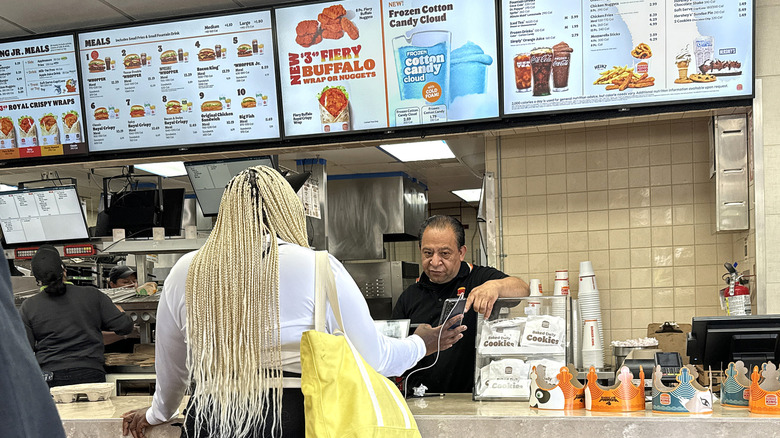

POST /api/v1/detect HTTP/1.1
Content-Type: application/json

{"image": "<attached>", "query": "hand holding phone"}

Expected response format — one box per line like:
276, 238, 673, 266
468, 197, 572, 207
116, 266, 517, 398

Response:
439, 298, 467, 329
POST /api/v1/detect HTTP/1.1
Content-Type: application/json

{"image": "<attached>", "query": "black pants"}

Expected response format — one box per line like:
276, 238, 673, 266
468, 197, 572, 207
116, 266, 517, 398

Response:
47, 367, 106, 388
181, 388, 305, 438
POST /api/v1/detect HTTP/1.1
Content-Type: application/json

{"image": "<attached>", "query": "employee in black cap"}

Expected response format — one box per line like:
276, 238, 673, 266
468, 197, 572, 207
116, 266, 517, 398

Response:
19, 245, 134, 387
108, 265, 158, 295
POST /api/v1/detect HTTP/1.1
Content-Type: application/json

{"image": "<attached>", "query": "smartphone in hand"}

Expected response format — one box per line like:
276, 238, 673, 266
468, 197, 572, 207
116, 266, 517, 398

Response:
439, 298, 466, 330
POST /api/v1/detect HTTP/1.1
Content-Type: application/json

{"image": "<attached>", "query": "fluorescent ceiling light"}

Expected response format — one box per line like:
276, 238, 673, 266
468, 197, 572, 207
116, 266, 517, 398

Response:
378, 140, 455, 162
452, 188, 482, 203
135, 161, 187, 177
0, 184, 17, 191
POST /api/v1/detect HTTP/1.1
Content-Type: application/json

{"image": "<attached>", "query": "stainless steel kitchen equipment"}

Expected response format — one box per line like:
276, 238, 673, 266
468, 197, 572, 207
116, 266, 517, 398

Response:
343, 261, 419, 320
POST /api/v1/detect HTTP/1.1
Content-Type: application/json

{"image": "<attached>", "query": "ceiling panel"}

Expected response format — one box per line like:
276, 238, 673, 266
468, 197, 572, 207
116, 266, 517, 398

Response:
0, 0, 132, 35
0, 18, 31, 39
102, 0, 241, 22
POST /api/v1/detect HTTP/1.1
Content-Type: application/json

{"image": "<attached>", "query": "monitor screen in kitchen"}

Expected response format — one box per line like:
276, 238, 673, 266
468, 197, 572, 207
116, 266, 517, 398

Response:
184, 156, 275, 216
0, 186, 89, 245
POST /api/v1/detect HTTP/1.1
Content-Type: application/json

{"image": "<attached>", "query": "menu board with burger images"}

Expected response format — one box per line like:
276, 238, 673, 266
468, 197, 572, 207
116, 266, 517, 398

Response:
382, 0, 499, 127
0, 35, 86, 161
78, 10, 279, 153
276, 1, 387, 136
502, 0, 752, 115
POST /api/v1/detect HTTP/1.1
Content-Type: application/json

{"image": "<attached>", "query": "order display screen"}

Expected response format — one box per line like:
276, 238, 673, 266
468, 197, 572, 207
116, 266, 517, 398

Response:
0, 186, 89, 245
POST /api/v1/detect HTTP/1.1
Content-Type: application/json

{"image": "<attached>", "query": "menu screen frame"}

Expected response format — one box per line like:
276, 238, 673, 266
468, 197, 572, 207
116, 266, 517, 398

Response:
76, 8, 283, 156
0, 185, 90, 246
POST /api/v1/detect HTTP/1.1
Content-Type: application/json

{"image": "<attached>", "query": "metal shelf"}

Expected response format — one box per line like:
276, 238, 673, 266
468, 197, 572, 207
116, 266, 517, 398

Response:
100, 238, 207, 254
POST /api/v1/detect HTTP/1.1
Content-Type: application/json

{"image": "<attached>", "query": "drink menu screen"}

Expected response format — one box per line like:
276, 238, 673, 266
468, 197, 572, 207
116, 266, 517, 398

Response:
276, 0, 499, 136
502, 0, 752, 115
0, 35, 86, 162
0, 186, 89, 245
78, 11, 280, 153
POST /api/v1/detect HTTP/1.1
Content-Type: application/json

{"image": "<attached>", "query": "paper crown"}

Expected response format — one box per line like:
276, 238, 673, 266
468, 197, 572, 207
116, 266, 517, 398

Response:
585, 366, 645, 412
749, 361, 780, 414
529, 364, 585, 410
722, 361, 751, 408
651, 365, 713, 414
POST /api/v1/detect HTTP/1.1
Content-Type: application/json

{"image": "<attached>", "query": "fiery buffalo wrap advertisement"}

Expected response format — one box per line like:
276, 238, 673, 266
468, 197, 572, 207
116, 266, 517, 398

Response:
276, 0, 499, 136
502, 0, 753, 116
0, 35, 85, 160
276, 0, 386, 136
79, 10, 279, 153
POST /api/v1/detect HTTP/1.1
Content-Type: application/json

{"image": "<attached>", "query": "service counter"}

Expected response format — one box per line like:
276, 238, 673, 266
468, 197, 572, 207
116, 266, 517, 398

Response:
57, 394, 780, 438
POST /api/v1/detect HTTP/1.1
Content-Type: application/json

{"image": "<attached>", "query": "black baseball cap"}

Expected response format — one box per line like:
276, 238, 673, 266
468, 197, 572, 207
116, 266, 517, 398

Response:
109, 265, 136, 285
31, 245, 64, 284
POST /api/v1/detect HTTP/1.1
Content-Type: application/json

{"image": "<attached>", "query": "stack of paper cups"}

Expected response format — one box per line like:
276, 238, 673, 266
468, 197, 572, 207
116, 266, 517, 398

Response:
577, 261, 605, 365
582, 319, 605, 369
551, 270, 569, 319
527, 279, 543, 315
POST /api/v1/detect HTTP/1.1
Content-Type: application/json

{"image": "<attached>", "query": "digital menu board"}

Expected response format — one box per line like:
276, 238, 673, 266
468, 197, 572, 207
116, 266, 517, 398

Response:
0, 35, 86, 161
276, 0, 499, 136
78, 11, 280, 153
502, 0, 753, 115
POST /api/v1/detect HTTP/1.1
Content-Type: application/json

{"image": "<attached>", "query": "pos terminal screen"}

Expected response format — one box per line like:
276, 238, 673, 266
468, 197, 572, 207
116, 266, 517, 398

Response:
0, 186, 89, 245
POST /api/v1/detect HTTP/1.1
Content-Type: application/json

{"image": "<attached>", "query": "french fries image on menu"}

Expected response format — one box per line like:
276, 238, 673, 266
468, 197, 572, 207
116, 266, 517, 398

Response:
594, 66, 655, 91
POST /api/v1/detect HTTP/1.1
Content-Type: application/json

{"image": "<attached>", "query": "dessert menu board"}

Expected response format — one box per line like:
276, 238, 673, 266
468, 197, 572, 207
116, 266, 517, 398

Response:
276, 0, 499, 136
78, 11, 280, 153
502, 0, 753, 115
0, 35, 86, 161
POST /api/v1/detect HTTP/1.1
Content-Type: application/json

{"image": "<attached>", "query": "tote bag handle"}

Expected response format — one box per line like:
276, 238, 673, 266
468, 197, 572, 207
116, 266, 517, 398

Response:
314, 251, 345, 334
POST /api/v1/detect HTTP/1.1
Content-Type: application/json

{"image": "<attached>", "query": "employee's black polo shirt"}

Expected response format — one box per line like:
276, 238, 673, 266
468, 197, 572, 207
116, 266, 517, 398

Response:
391, 261, 507, 393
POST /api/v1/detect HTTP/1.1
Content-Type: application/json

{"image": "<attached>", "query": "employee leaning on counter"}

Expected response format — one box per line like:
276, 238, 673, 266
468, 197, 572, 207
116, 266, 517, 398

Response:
392, 215, 530, 394
19, 245, 134, 387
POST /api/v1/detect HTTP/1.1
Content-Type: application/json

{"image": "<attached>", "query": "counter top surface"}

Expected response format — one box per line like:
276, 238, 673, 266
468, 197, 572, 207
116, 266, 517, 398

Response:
56, 394, 777, 421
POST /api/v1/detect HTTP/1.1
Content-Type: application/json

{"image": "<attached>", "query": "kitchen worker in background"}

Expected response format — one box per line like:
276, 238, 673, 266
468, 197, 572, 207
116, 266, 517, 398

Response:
108, 265, 157, 294
0, 246, 65, 437
120, 166, 465, 438
392, 215, 530, 394
19, 245, 134, 387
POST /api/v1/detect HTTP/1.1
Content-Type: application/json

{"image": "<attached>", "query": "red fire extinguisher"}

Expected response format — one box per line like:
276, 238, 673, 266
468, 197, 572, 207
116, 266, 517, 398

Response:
719, 262, 751, 316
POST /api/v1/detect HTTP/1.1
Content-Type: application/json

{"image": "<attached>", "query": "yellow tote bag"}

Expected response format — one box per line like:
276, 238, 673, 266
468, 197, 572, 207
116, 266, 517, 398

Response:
301, 251, 421, 438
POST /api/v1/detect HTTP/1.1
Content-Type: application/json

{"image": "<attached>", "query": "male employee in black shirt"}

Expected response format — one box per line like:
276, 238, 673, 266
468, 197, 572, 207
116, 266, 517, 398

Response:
392, 215, 529, 393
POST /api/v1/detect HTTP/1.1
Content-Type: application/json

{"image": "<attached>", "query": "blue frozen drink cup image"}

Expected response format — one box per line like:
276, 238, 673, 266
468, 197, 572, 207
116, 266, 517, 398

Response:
449, 42, 493, 103
393, 30, 451, 106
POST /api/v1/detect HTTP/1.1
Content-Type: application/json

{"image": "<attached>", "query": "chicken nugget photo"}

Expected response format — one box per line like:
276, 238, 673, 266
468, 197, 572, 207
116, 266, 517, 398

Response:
341, 17, 359, 40
322, 4, 346, 20
296, 20, 319, 36
296, 34, 316, 48
322, 29, 344, 40
318, 13, 340, 27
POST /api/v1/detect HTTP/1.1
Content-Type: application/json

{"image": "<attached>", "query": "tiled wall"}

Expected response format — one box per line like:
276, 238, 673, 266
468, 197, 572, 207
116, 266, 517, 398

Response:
486, 118, 753, 361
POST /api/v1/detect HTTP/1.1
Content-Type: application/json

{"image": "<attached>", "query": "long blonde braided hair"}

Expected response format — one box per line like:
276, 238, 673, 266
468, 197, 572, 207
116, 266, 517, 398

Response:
185, 165, 308, 437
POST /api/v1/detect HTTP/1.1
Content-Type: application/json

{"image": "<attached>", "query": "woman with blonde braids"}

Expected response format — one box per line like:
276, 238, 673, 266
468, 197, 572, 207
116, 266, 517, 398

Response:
121, 166, 465, 438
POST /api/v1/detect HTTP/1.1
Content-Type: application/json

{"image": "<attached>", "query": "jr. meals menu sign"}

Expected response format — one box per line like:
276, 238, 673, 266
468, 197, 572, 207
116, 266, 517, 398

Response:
276, 0, 499, 136
0, 35, 86, 161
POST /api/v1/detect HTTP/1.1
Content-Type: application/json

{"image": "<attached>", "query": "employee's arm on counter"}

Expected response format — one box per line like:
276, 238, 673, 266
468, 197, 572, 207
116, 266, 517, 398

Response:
466, 276, 530, 319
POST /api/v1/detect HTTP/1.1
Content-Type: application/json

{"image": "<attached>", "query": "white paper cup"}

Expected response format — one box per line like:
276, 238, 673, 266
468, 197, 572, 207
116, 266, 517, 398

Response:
579, 275, 598, 293
185, 225, 197, 240
582, 319, 602, 351
112, 228, 126, 242
555, 269, 569, 280
152, 227, 165, 241
529, 279, 543, 296
553, 278, 570, 296
579, 260, 595, 277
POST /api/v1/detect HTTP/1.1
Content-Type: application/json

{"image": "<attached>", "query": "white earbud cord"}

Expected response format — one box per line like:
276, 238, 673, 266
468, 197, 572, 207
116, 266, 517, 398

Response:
403, 296, 465, 398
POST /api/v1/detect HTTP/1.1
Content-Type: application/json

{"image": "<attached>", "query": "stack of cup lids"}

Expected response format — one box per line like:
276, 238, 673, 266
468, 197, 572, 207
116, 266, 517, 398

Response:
577, 261, 604, 366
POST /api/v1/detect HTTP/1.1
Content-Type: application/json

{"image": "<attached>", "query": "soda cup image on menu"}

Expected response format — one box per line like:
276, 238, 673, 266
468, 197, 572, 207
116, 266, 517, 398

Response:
317, 84, 350, 133
514, 53, 532, 92
0, 117, 16, 148
393, 30, 451, 110
530, 47, 553, 96
552, 42, 573, 92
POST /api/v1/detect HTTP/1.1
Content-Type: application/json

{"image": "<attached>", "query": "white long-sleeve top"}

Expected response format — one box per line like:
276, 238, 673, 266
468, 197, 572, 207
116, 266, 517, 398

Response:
146, 240, 426, 425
